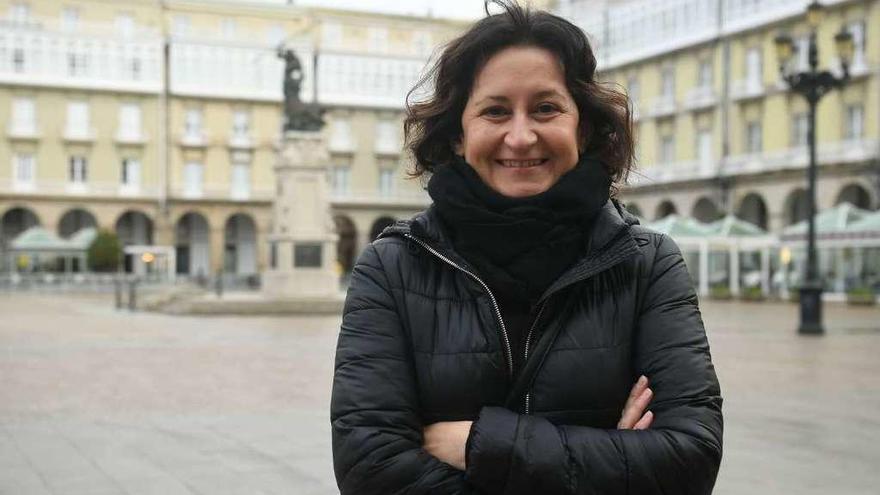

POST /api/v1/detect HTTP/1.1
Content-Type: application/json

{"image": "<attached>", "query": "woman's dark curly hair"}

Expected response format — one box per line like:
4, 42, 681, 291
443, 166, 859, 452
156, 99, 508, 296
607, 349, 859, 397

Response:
404, 0, 634, 190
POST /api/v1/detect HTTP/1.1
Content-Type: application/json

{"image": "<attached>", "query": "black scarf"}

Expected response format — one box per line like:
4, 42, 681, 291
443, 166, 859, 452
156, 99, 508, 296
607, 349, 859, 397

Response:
427, 155, 611, 305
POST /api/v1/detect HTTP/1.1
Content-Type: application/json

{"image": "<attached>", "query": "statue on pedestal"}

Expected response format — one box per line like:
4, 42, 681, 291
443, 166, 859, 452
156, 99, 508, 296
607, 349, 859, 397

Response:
277, 46, 324, 132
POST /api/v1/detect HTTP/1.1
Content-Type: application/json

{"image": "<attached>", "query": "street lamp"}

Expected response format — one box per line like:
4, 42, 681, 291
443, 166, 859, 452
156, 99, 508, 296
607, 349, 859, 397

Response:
774, 1, 853, 335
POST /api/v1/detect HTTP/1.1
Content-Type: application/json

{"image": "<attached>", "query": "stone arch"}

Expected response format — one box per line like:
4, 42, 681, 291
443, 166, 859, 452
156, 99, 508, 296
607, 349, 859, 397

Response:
334, 214, 358, 274
223, 213, 257, 275
369, 216, 396, 241
58, 208, 98, 239
655, 200, 677, 220
1, 206, 41, 248
783, 188, 810, 225
737, 192, 768, 230
115, 210, 155, 273
835, 183, 872, 210
175, 212, 211, 277
691, 197, 722, 223
625, 202, 643, 218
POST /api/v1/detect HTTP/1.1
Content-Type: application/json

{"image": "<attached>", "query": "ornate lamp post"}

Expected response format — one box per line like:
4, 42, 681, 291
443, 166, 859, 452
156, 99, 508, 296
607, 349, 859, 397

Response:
774, 1, 854, 335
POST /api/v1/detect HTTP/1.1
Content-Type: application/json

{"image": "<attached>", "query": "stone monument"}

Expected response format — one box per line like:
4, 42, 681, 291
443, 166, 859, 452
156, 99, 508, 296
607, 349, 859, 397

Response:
261, 47, 339, 299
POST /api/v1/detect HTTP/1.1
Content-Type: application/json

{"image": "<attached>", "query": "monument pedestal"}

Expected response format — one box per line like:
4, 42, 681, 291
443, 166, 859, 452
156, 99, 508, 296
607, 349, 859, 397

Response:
261, 131, 339, 299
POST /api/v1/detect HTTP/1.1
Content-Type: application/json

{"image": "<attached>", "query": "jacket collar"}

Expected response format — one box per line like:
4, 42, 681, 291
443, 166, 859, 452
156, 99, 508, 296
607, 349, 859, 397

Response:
379, 199, 641, 301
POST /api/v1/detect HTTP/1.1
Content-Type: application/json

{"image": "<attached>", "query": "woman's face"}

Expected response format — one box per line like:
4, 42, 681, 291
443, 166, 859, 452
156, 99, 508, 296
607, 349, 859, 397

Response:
457, 45, 581, 198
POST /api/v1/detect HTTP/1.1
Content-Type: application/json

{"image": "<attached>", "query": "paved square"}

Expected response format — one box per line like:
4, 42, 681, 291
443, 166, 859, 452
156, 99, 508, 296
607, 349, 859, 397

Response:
1, 293, 878, 494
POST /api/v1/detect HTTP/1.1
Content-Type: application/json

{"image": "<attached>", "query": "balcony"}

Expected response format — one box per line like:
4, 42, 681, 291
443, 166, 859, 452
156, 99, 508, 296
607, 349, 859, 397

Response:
0, 178, 158, 198
7, 123, 40, 140
723, 138, 879, 176
730, 78, 765, 101
171, 184, 274, 202
648, 95, 677, 118
329, 188, 430, 208
228, 134, 255, 149
627, 159, 716, 187
374, 140, 401, 156
179, 131, 209, 148
62, 126, 96, 143
328, 137, 355, 155
683, 86, 716, 111
115, 129, 148, 145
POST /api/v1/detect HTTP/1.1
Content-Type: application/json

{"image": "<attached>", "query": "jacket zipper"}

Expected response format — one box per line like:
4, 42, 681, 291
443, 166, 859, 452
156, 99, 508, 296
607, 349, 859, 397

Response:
403, 233, 515, 380
523, 301, 547, 415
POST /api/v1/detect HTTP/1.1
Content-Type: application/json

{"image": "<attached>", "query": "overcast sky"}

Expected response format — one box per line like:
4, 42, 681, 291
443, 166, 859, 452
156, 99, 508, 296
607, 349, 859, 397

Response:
247, 0, 490, 20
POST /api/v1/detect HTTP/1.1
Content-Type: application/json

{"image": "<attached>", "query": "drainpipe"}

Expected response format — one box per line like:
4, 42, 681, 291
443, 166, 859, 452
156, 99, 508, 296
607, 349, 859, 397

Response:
718, 0, 733, 213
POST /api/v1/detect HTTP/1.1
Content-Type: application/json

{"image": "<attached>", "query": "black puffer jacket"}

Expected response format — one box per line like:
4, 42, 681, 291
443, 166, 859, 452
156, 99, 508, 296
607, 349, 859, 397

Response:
331, 200, 723, 494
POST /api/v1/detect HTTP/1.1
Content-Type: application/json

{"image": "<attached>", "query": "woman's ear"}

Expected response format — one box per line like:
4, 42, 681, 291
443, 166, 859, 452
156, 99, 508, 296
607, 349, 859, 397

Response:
453, 138, 464, 157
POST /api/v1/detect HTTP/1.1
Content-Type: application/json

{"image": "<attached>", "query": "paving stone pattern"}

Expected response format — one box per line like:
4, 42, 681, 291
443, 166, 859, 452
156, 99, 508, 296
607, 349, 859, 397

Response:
0, 293, 878, 494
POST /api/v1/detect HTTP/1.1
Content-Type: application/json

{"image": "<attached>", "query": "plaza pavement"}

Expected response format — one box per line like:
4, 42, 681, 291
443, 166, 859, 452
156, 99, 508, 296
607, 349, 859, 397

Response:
0, 292, 878, 494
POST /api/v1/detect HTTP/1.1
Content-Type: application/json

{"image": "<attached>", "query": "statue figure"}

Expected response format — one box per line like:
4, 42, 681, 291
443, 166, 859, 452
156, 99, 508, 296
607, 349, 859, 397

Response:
278, 46, 324, 132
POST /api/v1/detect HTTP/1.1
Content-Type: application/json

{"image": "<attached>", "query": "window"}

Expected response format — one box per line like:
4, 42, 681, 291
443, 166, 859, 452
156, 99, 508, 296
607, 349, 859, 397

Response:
232, 110, 249, 137
791, 113, 808, 147
330, 165, 351, 196
698, 59, 712, 88
659, 135, 675, 163
661, 66, 675, 100
330, 118, 353, 151
69, 156, 87, 183
794, 36, 809, 72
697, 129, 712, 166
11, 97, 36, 134
173, 15, 190, 36
847, 21, 866, 67
267, 24, 285, 45
845, 104, 864, 140
231, 162, 250, 199
9, 3, 30, 23
627, 76, 640, 108
67, 50, 88, 77
118, 104, 141, 140
12, 48, 25, 72
184, 108, 202, 138
115, 14, 134, 37
184, 162, 203, 197
746, 121, 762, 153
745, 47, 761, 87
376, 119, 397, 153
379, 168, 396, 197
220, 18, 236, 39
61, 7, 79, 31
13, 153, 35, 187
322, 22, 342, 47
368, 27, 389, 53
66, 101, 90, 137
121, 158, 140, 188
413, 31, 431, 54
129, 56, 141, 80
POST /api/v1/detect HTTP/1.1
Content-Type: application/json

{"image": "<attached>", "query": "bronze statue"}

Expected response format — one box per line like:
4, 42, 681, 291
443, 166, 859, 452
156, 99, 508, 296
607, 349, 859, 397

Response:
278, 46, 323, 131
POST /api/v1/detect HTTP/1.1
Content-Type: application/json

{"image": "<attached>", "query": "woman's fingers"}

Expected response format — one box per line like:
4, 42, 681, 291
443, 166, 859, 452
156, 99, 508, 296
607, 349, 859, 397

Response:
633, 410, 654, 430
617, 376, 653, 429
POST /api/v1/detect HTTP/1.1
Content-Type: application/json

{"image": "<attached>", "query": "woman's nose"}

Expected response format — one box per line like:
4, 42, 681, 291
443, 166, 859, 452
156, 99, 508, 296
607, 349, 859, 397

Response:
503, 114, 538, 150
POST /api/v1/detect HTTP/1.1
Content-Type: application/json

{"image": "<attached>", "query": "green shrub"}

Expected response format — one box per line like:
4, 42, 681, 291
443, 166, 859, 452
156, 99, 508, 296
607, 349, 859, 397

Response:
740, 285, 765, 301
87, 229, 121, 272
846, 287, 876, 306
709, 285, 732, 300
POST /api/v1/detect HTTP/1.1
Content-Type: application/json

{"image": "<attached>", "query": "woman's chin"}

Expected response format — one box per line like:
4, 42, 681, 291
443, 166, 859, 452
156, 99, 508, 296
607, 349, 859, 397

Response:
492, 180, 553, 198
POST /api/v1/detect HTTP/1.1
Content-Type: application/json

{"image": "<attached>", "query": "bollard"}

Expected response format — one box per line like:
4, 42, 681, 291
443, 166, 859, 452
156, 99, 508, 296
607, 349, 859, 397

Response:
215, 271, 223, 298
128, 278, 138, 311
114, 278, 123, 310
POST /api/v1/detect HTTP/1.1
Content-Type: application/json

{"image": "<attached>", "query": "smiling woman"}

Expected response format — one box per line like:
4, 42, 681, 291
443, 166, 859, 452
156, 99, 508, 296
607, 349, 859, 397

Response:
331, 1, 723, 494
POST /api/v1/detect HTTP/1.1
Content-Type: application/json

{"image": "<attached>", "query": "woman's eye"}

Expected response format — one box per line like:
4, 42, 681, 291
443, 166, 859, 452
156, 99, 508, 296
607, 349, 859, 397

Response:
536, 103, 559, 114
483, 106, 509, 117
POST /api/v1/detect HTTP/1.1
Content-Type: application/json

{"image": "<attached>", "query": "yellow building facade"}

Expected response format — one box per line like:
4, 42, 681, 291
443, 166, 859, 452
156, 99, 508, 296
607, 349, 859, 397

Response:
559, 0, 879, 231
0, 0, 466, 276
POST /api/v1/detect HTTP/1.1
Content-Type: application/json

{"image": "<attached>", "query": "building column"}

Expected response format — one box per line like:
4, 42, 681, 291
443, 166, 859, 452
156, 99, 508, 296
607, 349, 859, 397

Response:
729, 244, 740, 296
210, 227, 225, 275
760, 247, 771, 295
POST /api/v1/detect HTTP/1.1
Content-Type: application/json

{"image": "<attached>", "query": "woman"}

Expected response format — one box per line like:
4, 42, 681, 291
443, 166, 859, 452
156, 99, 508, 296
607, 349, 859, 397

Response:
331, 2, 723, 494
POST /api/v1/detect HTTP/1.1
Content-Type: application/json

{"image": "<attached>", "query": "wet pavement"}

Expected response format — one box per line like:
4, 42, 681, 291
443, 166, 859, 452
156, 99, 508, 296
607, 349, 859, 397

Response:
0, 293, 878, 494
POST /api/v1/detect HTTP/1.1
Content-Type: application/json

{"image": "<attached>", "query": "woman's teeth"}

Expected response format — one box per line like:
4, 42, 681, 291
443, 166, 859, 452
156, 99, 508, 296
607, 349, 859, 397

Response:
498, 159, 546, 168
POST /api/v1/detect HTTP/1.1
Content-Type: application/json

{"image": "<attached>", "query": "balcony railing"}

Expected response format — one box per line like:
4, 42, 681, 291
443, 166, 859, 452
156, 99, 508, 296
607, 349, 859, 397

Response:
329, 188, 430, 208
683, 86, 716, 111
7, 123, 40, 140
648, 95, 676, 118
115, 129, 148, 145
730, 78, 765, 101
62, 126, 96, 142
179, 131, 209, 148
0, 179, 159, 198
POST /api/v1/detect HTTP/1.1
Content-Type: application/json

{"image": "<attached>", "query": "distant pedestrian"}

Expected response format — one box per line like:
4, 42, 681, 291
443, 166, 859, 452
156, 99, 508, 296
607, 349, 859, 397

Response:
331, 1, 722, 493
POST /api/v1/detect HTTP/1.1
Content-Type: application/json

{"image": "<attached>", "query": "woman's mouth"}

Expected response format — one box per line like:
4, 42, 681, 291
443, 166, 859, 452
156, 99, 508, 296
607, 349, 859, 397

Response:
496, 159, 548, 168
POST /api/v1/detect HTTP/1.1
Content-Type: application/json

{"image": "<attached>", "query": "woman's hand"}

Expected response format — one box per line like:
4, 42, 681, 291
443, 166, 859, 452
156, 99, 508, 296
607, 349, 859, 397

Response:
422, 420, 473, 471
617, 375, 654, 430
